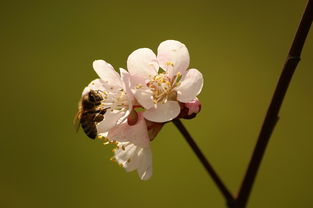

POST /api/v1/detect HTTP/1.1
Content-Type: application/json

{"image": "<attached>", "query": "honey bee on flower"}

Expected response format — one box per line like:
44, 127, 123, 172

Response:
76, 40, 203, 180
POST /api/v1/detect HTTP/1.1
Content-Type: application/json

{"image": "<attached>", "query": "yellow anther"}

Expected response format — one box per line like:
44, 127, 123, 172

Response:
122, 145, 126, 151
136, 84, 142, 89
110, 157, 116, 162
119, 163, 124, 167
166, 62, 174, 67
127, 158, 131, 163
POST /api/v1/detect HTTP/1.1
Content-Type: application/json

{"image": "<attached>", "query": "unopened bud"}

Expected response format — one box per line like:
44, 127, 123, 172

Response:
178, 98, 202, 119
185, 98, 201, 115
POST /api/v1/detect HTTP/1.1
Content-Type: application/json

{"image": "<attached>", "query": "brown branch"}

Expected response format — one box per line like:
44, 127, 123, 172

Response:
172, 119, 235, 205
234, 1, 313, 207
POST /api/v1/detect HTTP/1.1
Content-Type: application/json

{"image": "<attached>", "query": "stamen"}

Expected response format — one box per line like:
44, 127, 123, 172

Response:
166, 62, 174, 67
146, 71, 179, 105
136, 84, 142, 89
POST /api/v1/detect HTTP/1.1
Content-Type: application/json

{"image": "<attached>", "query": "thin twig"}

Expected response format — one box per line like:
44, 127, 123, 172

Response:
235, 1, 313, 207
172, 119, 235, 205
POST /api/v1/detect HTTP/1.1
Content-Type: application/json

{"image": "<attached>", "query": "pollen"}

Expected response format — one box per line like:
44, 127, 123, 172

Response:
147, 73, 175, 105
97, 86, 128, 115
136, 84, 142, 89
166, 61, 174, 67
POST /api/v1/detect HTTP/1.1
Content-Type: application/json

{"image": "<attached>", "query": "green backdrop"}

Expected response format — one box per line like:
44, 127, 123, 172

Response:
1, 0, 312, 207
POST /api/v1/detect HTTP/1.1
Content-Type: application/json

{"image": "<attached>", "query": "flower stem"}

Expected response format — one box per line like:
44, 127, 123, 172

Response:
172, 119, 235, 205
234, 1, 313, 207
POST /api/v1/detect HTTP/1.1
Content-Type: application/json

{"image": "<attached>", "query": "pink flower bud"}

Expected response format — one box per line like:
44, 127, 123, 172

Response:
185, 98, 201, 115
178, 98, 202, 119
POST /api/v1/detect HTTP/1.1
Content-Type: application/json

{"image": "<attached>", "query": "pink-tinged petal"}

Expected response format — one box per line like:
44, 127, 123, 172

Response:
157, 40, 190, 77
176, 68, 203, 103
96, 111, 124, 134
127, 48, 158, 79
143, 101, 180, 122
129, 73, 148, 87
93, 60, 123, 90
185, 97, 201, 115
119, 68, 134, 115
87, 78, 109, 92
113, 144, 153, 180
137, 148, 152, 180
132, 87, 154, 110
114, 144, 140, 172
120, 68, 135, 103
108, 112, 150, 148
82, 86, 91, 96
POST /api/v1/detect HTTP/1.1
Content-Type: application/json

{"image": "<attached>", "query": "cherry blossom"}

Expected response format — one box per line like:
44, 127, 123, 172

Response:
127, 40, 203, 123
106, 112, 152, 180
82, 60, 133, 134
77, 40, 203, 180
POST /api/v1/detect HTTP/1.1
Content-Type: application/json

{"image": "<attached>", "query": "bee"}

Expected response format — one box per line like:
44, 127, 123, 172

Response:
74, 89, 108, 139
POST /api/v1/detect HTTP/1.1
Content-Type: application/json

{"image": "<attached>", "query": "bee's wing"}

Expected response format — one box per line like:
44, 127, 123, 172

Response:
73, 110, 82, 132
74, 100, 83, 133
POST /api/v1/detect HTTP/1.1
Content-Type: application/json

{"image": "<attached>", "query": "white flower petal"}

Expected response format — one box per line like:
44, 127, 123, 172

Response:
137, 147, 152, 180
115, 143, 139, 172
96, 111, 124, 134
127, 48, 158, 79
143, 101, 180, 122
107, 112, 150, 148
119, 68, 134, 112
123, 146, 141, 172
157, 40, 190, 77
82, 86, 91, 96
176, 68, 203, 103
132, 87, 155, 110
93, 60, 123, 90
114, 144, 153, 180
85, 79, 104, 92
119, 68, 134, 101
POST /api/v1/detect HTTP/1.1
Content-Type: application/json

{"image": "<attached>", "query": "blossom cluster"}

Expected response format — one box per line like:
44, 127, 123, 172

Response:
79, 40, 203, 180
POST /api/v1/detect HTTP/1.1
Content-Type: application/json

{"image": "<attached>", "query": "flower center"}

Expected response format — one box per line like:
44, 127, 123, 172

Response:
94, 88, 128, 112
146, 72, 181, 104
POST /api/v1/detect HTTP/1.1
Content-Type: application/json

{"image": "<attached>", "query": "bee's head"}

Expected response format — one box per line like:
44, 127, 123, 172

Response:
88, 90, 102, 103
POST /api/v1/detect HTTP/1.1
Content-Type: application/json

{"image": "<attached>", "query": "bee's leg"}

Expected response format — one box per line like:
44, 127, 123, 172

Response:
99, 109, 107, 115
93, 114, 104, 122
83, 110, 101, 115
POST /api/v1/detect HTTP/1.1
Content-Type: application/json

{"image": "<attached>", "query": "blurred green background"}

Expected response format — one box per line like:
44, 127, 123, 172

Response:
1, 0, 312, 207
